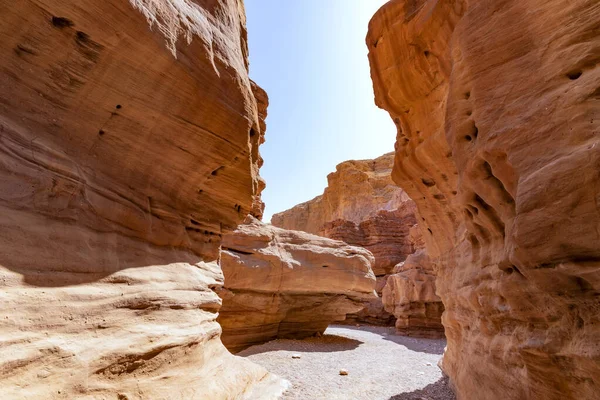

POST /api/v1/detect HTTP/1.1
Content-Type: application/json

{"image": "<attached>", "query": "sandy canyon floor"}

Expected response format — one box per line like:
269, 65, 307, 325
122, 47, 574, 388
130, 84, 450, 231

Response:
239, 325, 455, 400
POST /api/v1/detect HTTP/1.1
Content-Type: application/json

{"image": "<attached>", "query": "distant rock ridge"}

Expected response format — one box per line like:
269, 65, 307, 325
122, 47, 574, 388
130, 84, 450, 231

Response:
272, 153, 444, 332
367, 0, 600, 398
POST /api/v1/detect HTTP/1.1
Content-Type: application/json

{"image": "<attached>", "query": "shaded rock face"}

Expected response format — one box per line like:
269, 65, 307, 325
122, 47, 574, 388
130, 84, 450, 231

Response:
383, 249, 445, 338
272, 153, 423, 325
368, 1, 600, 399
217, 216, 377, 353
0, 1, 287, 399
382, 224, 445, 337
321, 204, 418, 276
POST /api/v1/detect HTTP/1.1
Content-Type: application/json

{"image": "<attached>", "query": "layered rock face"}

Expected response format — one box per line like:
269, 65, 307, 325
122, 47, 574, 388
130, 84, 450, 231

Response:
0, 1, 286, 398
382, 226, 444, 337
368, 1, 600, 399
217, 216, 377, 352
272, 153, 424, 325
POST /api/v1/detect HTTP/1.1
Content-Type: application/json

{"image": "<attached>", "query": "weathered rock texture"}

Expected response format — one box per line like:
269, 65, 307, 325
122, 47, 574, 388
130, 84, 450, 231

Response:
272, 153, 424, 325
382, 225, 444, 337
217, 216, 377, 352
0, 1, 287, 398
271, 153, 415, 266
368, 0, 600, 399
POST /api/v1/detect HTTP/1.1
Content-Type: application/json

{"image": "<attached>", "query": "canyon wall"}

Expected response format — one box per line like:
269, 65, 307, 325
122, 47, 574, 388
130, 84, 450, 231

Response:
0, 1, 287, 398
217, 216, 377, 352
367, 0, 600, 399
272, 153, 433, 325
382, 226, 444, 337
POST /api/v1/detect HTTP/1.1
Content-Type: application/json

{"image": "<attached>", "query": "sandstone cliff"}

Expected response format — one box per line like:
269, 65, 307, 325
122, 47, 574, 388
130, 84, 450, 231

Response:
368, 0, 600, 399
217, 216, 377, 352
272, 153, 428, 326
0, 1, 286, 398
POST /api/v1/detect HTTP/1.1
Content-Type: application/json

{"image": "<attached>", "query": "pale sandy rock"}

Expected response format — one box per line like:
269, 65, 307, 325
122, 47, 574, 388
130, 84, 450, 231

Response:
217, 216, 377, 352
368, 0, 600, 398
0, 0, 285, 398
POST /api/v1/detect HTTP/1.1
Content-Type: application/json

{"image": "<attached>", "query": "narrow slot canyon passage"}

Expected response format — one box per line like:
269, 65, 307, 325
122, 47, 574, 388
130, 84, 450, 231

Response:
0, 0, 598, 399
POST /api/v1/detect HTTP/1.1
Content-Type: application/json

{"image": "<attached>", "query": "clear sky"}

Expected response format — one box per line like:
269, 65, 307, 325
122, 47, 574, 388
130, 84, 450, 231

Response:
245, 0, 395, 222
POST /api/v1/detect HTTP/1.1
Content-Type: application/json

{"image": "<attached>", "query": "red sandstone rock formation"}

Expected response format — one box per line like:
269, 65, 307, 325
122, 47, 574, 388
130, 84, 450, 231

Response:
368, 0, 600, 399
217, 216, 377, 352
382, 248, 445, 338
382, 224, 444, 337
0, 1, 287, 398
272, 153, 411, 241
272, 153, 429, 325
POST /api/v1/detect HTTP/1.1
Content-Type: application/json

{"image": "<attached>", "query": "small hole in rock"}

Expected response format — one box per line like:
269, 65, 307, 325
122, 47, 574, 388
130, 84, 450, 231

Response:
250, 128, 256, 137
427, 228, 433, 235
424, 50, 430, 57
465, 135, 472, 142
116, 104, 122, 109
75, 31, 90, 42
322, 265, 329, 268
566, 70, 582, 80
421, 178, 436, 187
98, 129, 105, 136
465, 91, 471, 99
51, 16, 73, 28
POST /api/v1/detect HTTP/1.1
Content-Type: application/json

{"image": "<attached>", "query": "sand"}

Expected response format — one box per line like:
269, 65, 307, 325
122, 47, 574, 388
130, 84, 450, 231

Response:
238, 325, 455, 400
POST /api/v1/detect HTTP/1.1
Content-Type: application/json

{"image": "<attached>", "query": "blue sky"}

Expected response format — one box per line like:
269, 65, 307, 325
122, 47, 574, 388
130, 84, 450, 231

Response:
245, 0, 395, 221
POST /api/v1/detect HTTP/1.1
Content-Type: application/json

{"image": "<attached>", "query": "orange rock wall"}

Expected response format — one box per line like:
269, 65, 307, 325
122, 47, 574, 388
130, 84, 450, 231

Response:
0, 1, 286, 398
368, 0, 600, 399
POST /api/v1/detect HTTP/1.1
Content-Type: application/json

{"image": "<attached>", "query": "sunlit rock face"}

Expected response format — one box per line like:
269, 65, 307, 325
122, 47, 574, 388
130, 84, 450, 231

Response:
217, 216, 377, 353
367, 0, 600, 399
0, 1, 287, 398
272, 153, 425, 325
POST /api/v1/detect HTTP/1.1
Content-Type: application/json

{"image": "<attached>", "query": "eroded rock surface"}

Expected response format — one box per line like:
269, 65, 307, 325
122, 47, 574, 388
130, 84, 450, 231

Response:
217, 216, 377, 352
272, 153, 424, 325
0, 1, 286, 398
382, 225, 444, 337
368, 0, 600, 399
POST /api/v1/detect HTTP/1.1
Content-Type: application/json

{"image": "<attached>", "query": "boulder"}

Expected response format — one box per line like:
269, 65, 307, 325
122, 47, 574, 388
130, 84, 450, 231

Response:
218, 216, 377, 352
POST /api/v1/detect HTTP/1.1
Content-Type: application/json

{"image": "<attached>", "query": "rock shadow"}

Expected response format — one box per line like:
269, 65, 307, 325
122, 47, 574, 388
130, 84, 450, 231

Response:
388, 377, 456, 400
238, 334, 364, 356
335, 324, 446, 355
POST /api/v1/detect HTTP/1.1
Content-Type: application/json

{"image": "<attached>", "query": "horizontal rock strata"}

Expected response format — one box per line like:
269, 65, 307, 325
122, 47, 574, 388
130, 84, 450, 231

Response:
0, 1, 286, 398
273, 153, 437, 327
382, 248, 445, 338
217, 216, 377, 352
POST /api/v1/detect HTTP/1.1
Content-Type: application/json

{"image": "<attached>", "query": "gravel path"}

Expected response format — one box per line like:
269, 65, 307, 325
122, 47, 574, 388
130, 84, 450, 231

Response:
239, 325, 455, 400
